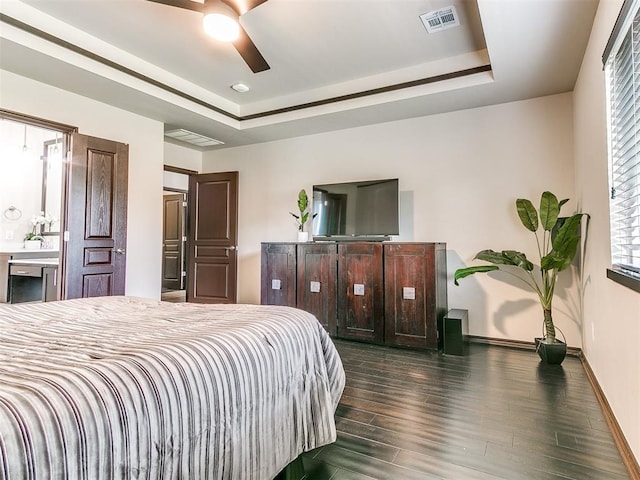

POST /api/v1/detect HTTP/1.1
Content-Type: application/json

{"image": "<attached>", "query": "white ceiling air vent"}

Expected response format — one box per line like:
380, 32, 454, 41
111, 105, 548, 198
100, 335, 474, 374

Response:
164, 129, 224, 147
420, 6, 460, 33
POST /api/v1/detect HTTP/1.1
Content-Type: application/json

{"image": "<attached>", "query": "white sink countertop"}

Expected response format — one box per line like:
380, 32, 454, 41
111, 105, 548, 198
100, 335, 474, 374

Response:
0, 248, 60, 255
8, 258, 59, 266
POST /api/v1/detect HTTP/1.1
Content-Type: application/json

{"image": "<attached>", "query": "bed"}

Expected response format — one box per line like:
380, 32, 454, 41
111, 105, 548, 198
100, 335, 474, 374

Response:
0, 296, 345, 479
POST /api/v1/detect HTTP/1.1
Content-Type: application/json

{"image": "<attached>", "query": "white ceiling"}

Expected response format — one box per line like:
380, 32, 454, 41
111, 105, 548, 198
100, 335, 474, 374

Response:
0, 0, 599, 150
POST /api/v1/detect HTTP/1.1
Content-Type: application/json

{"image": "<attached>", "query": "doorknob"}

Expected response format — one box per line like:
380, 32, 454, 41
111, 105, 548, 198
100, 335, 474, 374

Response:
225, 246, 237, 251
114, 248, 126, 255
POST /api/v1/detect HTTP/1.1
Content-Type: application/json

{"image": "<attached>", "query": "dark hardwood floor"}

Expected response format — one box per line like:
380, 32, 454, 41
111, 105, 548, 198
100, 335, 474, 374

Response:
160, 289, 186, 303
302, 340, 629, 480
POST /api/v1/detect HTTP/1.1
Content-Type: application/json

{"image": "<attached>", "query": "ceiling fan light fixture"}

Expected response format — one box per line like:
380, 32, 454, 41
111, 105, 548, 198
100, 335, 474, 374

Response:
203, 3, 240, 42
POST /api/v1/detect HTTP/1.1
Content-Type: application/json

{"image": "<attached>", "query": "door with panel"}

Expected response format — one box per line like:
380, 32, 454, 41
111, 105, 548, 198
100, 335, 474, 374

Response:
297, 243, 337, 335
337, 242, 384, 343
63, 133, 128, 299
187, 172, 238, 303
162, 193, 185, 291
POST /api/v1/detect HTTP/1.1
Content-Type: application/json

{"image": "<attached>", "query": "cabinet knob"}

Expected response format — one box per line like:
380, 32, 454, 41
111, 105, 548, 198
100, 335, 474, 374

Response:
114, 248, 126, 255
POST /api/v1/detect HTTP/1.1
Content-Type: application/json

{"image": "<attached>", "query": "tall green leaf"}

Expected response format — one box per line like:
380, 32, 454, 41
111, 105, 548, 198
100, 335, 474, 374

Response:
475, 249, 518, 265
297, 189, 309, 212
454, 265, 499, 285
516, 198, 538, 232
553, 214, 583, 269
541, 237, 580, 271
502, 250, 534, 271
541, 213, 584, 271
552, 214, 582, 250
539, 191, 559, 231
473, 249, 533, 271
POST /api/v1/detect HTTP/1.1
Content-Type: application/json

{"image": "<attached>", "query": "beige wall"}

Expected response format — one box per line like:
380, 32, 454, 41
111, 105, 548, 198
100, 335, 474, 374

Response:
574, 0, 640, 463
202, 93, 579, 346
0, 69, 164, 299
164, 142, 202, 172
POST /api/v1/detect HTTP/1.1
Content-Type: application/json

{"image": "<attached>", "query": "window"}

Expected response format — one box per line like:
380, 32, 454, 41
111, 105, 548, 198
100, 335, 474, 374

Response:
604, 0, 640, 292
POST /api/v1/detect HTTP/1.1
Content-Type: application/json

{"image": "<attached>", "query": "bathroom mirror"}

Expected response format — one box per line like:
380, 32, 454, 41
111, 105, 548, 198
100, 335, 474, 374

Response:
41, 139, 63, 234
0, 117, 65, 243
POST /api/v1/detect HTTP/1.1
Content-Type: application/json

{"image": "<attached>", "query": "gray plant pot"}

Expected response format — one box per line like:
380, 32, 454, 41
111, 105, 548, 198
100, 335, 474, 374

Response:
535, 337, 567, 365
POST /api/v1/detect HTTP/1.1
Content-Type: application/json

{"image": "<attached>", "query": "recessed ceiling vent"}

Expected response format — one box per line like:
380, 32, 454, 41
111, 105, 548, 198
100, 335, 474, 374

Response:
420, 6, 460, 33
165, 129, 224, 147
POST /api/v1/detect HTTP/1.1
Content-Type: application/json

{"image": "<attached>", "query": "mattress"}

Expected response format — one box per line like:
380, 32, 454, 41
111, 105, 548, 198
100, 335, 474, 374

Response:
0, 296, 345, 479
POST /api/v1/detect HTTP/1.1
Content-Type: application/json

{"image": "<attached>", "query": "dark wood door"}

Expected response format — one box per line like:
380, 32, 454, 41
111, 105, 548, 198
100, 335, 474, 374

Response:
337, 242, 384, 343
162, 193, 185, 291
384, 243, 448, 349
63, 133, 128, 299
187, 172, 238, 303
297, 243, 337, 335
260, 243, 297, 306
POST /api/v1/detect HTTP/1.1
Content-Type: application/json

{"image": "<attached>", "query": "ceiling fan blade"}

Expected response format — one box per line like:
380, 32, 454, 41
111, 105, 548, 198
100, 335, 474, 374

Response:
233, 25, 270, 73
245, 0, 269, 12
220, 0, 268, 16
146, 0, 204, 13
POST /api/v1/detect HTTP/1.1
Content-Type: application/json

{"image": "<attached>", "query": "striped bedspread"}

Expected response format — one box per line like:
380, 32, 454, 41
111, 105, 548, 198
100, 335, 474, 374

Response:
0, 296, 345, 479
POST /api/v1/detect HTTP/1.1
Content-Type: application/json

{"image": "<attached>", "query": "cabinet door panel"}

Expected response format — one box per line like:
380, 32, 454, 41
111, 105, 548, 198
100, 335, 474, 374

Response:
43, 267, 58, 302
384, 243, 437, 349
260, 243, 297, 306
297, 244, 337, 335
337, 243, 383, 343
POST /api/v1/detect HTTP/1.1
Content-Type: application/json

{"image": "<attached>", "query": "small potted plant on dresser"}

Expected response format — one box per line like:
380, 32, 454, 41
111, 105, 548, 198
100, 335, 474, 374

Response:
290, 189, 316, 242
454, 191, 587, 365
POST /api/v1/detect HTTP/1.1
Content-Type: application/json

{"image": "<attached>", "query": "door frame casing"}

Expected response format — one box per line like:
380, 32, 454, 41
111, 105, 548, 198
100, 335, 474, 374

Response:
163, 165, 197, 294
163, 167, 241, 303
162, 191, 187, 291
0, 109, 78, 300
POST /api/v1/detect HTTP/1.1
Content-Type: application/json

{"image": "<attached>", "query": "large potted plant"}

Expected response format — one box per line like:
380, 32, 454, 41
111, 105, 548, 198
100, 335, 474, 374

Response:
289, 189, 316, 242
454, 191, 586, 365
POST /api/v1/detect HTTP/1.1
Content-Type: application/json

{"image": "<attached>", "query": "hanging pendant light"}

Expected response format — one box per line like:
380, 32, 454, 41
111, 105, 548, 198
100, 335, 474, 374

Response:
53, 132, 60, 155
22, 125, 28, 152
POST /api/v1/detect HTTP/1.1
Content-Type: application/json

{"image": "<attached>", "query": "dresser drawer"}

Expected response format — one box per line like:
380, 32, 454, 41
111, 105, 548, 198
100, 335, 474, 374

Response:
10, 265, 42, 277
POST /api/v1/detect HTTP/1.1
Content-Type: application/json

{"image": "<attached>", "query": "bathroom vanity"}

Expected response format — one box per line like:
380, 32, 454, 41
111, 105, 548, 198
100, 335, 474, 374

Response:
0, 249, 59, 303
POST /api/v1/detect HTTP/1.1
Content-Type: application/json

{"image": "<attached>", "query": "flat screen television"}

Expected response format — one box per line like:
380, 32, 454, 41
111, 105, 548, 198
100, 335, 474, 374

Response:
312, 178, 399, 240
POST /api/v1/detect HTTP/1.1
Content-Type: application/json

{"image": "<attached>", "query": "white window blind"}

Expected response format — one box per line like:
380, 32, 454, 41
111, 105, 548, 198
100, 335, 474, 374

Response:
605, 3, 640, 275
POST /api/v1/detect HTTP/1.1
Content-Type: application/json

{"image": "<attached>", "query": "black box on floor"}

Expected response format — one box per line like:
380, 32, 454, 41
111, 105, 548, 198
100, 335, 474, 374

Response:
443, 309, 469, 356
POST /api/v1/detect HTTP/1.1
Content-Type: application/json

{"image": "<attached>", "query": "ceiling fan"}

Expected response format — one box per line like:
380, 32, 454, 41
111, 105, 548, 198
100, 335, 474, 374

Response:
146, 0, 270, 73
